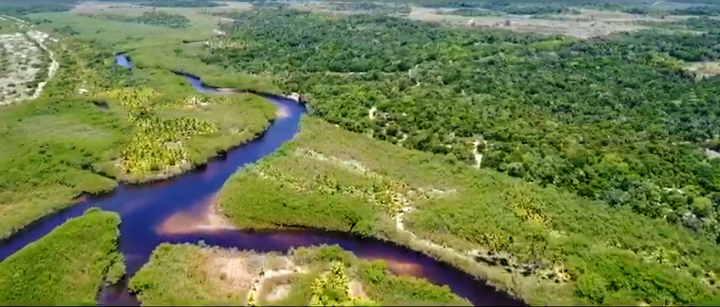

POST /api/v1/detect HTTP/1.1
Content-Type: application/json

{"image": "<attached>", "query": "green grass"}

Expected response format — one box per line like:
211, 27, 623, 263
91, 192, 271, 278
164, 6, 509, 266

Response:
129, 243, 469, 306
0, 18, 23, 34
29, 9, 216, 50
129, 243, 250, 305
217, 116, 720, 305
28, 9, 278, 92
0, 208, 124, 305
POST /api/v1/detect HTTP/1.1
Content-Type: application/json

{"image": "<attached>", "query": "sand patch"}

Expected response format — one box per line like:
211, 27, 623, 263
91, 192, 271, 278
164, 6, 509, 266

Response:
206, 254, 255, 291
348, 280, 369, 300
276, 104, 290, 118
155, 192, 236, 235
265, 284, 292, 302
685, 61, 720, 80
0, 32, 45, 105
374, 257, 422, 277
201, 249, 301, 301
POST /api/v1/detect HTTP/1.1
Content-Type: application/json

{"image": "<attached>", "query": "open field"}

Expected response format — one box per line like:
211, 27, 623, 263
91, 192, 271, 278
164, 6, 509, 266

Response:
129, 243, 469, 306
28, 6, 277, 91
407, 7, 690, 38
0, 208, 124, 304
280, 1, 695, 38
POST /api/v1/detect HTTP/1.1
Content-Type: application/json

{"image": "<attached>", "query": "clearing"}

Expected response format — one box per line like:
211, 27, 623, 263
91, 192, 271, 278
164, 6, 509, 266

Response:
407, 7, 689, 38
684, 61, 720, 80
0, 32, 46, 104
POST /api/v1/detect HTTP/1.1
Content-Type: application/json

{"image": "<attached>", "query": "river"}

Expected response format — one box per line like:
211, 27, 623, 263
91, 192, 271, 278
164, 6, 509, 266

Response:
0, 54, 525, 306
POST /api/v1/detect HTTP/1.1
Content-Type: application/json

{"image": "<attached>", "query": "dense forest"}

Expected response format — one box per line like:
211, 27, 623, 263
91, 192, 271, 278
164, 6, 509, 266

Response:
200, 9, 720, 241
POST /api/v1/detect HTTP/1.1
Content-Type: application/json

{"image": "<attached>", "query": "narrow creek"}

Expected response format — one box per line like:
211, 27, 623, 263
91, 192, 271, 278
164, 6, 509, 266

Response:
0, 54, 525, 306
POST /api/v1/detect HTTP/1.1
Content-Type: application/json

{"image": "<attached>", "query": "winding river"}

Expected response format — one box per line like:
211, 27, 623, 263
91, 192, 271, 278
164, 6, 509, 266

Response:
0, 55, 525, 306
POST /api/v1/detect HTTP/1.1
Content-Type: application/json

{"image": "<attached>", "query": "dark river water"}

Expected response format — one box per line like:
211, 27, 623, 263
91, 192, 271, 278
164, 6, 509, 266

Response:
0, 55, 525, 306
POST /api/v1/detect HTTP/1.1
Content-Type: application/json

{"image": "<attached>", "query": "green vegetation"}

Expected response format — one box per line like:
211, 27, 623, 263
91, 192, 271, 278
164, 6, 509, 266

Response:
219, 116, 720, 305
0, 1, 74, 16
670, 5, 720, 16
424, 2, 579, 15
129, 243, 469, 306
79, 11, 192, 29
27, 10, 276, 91
0, 13, 276, 238
204, 8, 720, 241
5, 1, 720, 306
656, 16, 720, 31
0, 208, 124, 304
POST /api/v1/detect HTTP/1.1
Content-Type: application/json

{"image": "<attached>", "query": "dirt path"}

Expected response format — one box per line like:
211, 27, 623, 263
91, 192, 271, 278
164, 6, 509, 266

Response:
27, 31, 59, 101
471, 140, 484, 169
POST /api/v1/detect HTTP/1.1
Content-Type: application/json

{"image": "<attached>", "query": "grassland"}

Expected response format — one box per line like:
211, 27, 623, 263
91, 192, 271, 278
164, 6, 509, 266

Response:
129, 243, 469, 306
0, 208, 124, 304
217, 116, 720, 305
29, 3, 277, 92
0, 7, 278, 239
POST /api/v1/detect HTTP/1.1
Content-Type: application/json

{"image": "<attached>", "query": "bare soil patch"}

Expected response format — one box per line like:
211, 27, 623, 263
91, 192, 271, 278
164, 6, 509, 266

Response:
407, 7, 691, 38
206, 252, 255, 291
0, 32, 44, 105
348, 279, 369, 300
155, 192, 237, 235
685, 61, 720, 80
265, 283, 292, 302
